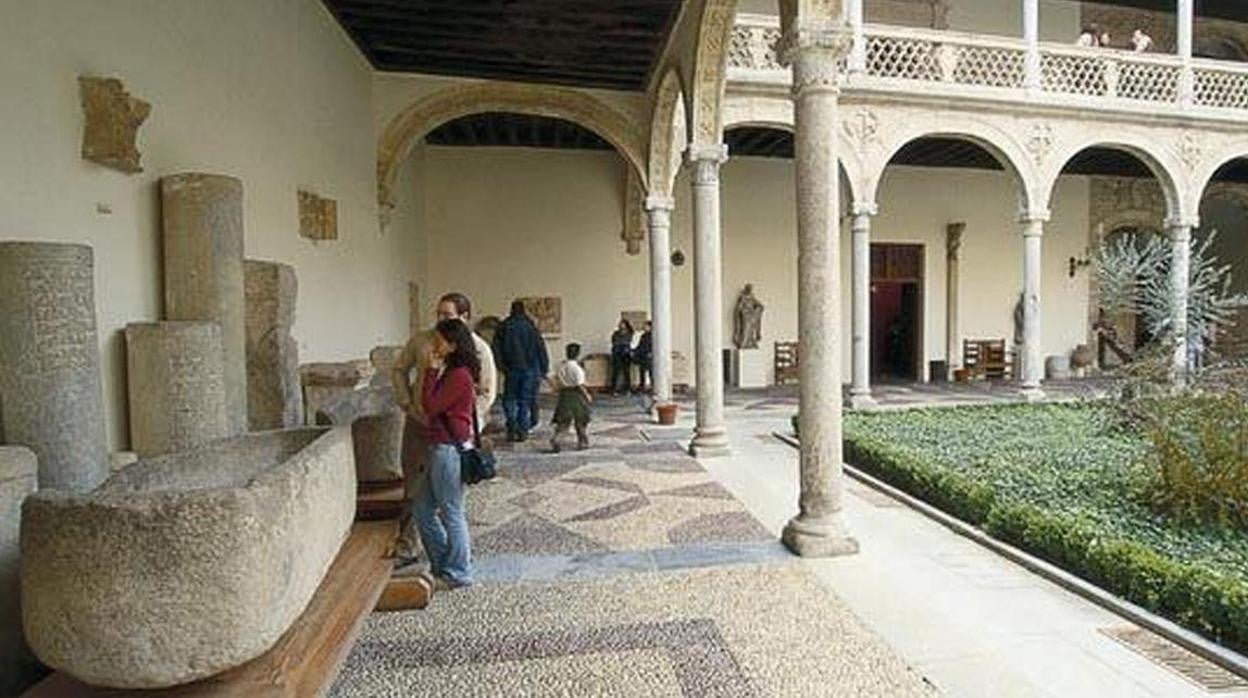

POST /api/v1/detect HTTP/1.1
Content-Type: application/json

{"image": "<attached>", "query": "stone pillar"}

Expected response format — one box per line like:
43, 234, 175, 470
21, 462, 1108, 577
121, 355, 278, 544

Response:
847, 0, 866, 73
782, 33, 859, 558
1022, 0, 1041, 91
0, 242, 108, 492
849, 203, 876, 408
1, 447, 37, 695
125, 322, 229, 458
1168, 221, 1193, 384
1020, 215, 1046, 399
161, 173, 247, 435
687, 144, 731, 458
1178, 0, 1195, 106
946, 222, 966, 378
245, 260, 302, 430
646, 196, 676, 406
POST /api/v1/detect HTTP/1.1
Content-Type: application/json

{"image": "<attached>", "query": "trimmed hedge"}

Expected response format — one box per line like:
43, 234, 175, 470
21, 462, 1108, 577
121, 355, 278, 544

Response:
842, 405, 1248, 655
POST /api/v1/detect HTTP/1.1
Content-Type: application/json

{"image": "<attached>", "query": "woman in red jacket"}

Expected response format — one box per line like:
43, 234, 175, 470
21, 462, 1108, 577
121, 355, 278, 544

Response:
413, 318, 481, 590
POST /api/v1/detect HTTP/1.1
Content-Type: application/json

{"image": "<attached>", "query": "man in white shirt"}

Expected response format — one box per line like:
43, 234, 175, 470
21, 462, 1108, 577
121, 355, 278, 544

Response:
549, 342, 593, 452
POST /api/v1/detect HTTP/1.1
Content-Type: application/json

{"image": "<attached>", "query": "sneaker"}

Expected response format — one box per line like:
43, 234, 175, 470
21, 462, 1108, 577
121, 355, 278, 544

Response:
431, 573, 472, 592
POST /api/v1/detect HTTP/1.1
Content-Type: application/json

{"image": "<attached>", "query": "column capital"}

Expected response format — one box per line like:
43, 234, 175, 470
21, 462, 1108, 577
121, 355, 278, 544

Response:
1165, 216, 1199, 233
1017, 208, 1050, 226
786, 31, 851, 98
686, 144, 728, 186
852, 201, 878, 217
644, 195, 675, 213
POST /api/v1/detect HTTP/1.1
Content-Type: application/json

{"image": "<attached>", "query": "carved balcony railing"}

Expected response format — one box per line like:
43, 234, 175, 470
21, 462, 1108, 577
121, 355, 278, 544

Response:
728, 16, 1248, 120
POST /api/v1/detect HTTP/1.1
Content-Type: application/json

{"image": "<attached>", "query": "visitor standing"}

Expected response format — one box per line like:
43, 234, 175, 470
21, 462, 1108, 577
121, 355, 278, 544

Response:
634, 321, 653, 394
609, 318, 635, 394
549, 342, 593, 452
1076, 26, 1098, 47
411, 319, 480, 591
392, 292, 496, 563
1132, 29, 1154, 53
493, 299, 549, 441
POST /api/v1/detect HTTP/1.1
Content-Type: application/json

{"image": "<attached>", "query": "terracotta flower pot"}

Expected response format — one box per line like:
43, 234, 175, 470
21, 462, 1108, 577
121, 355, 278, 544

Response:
656, 402, 679, 425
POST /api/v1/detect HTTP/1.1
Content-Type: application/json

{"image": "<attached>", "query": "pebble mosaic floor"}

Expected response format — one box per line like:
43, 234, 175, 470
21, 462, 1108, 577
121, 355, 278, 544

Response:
332, 395, 938, 697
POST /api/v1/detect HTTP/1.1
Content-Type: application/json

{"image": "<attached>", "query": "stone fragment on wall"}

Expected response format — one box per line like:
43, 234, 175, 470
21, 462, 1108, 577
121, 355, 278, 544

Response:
244, 260, 302, 430
161, 173, 248, 435
125, 322, 229, 458
300, 361, 367, 426
78, 76, 151, 174
298, 190, 338, 241
0, 242, 109, 492
0, 446, 37, 696
621, 170, 645, 255
519, 297, 562, 335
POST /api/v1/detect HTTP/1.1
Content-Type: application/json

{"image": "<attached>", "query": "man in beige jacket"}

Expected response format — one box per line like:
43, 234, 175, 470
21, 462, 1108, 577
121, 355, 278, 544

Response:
392, 291, 497, 561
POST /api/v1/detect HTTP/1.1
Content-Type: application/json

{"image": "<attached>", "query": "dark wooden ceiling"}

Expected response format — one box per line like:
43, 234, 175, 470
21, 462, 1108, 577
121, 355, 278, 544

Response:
321, 0, 681, 90
425, 112, 614, 150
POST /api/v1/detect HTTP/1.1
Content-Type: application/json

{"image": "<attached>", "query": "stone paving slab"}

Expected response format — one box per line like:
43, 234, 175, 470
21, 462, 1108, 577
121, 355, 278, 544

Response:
332, 563, 937, 698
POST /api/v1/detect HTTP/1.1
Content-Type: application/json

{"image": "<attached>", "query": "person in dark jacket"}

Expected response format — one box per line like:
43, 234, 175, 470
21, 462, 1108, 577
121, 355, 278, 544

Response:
634, 321, 653, 394
609, 318, 634, 395
493, 300, 549, 441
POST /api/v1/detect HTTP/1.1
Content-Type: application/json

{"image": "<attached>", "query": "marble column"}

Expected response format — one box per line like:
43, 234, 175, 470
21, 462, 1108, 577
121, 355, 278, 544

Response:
946, 222, 966, 379
0, 242, 109, 492
687, 144, 731, 458
1020, 215, 1046, 399
646, 196, 676, 406
1022, 0, 1041, 91
782, 33, 860, 558
1168, 221, 1193, 384
161, 173, 247, 435
125, 322, 229, 458
847, 0, 866, 73
1177, 0, 1195, 106
849, 203, 876, 407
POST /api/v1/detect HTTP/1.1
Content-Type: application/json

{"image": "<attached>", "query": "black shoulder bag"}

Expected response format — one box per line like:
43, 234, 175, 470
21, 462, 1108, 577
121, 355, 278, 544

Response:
442, 409, 496, 485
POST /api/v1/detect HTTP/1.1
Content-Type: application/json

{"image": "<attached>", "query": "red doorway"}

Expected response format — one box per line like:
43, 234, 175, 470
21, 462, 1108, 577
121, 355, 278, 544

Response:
870, 244, 924, 381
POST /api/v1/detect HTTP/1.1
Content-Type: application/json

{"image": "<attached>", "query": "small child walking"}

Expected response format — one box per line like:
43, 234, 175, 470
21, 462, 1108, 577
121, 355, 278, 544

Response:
550, 343, 593, 452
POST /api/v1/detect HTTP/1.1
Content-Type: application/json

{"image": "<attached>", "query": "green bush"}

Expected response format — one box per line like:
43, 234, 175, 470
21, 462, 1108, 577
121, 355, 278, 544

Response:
843, 403, 1248, 654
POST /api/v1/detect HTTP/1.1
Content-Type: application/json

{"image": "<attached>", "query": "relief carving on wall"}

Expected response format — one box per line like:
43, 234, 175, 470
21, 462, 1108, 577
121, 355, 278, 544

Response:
520, 297, 562, 336
1025, 123, 1053, 168
842, 108, 881, 154
298, 190, 338, 241
79, 76, 151, 174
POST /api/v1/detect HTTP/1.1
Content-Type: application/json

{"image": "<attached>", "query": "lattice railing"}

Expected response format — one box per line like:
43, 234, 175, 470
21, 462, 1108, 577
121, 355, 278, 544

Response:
728, 18, 1248, 117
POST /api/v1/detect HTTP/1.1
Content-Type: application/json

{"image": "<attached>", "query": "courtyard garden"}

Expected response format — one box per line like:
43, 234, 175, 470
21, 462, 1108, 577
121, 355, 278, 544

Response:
841, 395, 1248, 654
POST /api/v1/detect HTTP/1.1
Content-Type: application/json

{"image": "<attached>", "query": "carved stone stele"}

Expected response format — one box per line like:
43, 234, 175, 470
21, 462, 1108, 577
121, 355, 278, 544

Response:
78, 77, 150, 174
0, 446, 37, 696
245, 260, 302, 430
0, 242, 109, 492
298, 190, 338, 241
161, 173, 248, 436
125, 322, 229, 458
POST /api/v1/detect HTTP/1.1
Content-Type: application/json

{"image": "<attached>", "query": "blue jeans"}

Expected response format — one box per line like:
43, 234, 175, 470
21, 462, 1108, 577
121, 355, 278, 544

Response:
503, 368, 540, 433
412, 443, 473, 586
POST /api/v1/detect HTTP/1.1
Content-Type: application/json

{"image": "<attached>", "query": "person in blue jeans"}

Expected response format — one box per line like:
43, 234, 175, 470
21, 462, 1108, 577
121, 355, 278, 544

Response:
493, 299, 549, 442
413, 319, 481, 590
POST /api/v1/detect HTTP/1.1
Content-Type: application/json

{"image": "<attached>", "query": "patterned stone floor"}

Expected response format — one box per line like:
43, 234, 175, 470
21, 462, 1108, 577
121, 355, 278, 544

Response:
333, 396, 938, 697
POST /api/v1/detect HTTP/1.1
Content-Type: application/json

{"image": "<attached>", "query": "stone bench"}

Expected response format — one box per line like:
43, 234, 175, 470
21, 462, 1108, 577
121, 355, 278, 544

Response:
20, 427, 356, 689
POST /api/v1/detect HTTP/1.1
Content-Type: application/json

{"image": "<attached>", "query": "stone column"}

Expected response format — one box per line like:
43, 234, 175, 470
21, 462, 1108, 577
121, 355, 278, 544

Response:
161, 173, 247, 435
946, 222, 966, 379
847, 0, 866, 73
1178, 0, 1195, 106
646, 196, 676, 406
0, 242, 108, 492
782, 33, 859, 558
1020, 214, 1046, 399
849, 203, 876, 408
687, 144, 731, 458
245, 260, 302, 430
125, 322, 229, 458
1, 447, 37, 695
1022, 0, 1041, 91
1168, 221, 1193, 384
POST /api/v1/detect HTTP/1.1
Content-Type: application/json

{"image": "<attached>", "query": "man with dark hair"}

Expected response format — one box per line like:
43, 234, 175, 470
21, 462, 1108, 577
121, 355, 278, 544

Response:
493, 299, 549, 441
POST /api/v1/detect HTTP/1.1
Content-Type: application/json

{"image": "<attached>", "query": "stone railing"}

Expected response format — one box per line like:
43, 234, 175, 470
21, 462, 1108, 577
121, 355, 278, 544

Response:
728, 16, 1248, 118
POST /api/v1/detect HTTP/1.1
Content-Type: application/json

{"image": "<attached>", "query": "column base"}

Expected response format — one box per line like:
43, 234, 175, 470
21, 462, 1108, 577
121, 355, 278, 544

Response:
847, 391, 877, 410
782, 513, 860, 558
688, 427, 731, 458
1020, 384, 1046, 402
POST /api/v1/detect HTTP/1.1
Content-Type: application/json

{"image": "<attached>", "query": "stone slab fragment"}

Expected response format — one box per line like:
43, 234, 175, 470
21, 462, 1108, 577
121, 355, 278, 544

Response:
78, 76, 150, 174
0, 447, 37, 696
21, 427, 356, 689
245, 260, 302, 430
0, 242, 109, 492
125, 322, 229, 458
161, 173, 247, 435
316, 387, 402, 483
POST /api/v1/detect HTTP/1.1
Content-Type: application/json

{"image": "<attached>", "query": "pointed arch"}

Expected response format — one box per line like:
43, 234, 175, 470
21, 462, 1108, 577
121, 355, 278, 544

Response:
648, 68, 690, 200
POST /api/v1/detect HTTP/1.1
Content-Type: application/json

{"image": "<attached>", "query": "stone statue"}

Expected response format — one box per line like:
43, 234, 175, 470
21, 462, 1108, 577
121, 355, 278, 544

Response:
1012, 292, 1025, 347
733, 284, 764, 350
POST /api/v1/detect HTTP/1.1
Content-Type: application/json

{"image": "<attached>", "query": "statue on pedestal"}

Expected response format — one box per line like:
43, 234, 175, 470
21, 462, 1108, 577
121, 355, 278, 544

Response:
733, 284, 764, 350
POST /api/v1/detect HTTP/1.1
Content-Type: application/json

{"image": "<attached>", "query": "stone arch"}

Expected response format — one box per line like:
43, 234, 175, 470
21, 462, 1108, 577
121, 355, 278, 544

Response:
377, 83, 648, 212
866, 121, 1039, 216
689, 0, 740, 148
1045, 137, 1188, 226
648, 68, 690, 200
1192, 144, 1248, 219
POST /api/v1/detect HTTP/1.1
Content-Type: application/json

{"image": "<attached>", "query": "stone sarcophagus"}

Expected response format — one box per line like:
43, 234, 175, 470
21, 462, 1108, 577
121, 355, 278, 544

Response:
20, 427, 356, 689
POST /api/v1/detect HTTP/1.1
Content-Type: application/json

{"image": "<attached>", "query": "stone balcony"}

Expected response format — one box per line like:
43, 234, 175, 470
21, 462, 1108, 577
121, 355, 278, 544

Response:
729, 14, 1248, 125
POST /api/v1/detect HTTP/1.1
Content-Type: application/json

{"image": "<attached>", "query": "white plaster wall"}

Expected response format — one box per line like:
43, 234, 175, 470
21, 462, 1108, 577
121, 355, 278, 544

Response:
0, 0, 413, 450
413, 147, 1091, 386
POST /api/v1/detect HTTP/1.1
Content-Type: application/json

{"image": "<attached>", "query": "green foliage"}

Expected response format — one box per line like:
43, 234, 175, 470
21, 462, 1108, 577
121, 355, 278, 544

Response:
844, 403, 1248, 653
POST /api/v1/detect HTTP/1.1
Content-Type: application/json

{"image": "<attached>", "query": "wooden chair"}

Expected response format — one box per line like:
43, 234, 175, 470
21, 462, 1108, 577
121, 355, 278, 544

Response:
962, 338, 1010, 380
774, 341, 799, 386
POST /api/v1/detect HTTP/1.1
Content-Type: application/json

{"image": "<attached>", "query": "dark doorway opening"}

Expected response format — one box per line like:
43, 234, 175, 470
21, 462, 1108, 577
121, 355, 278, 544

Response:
871, 244, 925, 381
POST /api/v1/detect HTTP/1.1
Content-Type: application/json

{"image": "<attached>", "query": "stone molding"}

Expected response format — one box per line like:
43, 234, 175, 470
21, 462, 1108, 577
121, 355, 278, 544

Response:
647, 69, 689, 201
